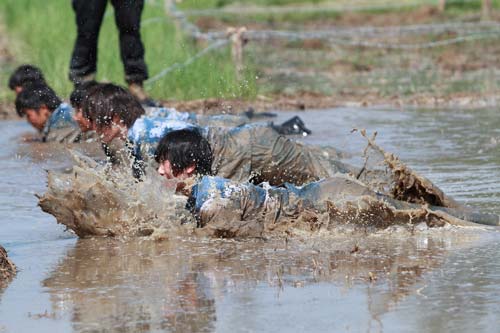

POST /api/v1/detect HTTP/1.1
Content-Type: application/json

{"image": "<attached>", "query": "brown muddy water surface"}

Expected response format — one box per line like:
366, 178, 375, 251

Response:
1, 107, 500, 332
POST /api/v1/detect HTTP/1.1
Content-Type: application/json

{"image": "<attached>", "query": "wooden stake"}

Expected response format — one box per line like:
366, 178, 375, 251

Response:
482, 0, 492, 21
227, 27, 248, 81
438, 0, 446, 12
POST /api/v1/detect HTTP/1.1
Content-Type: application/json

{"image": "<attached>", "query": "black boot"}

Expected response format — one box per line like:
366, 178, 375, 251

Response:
273, 116, 312, 136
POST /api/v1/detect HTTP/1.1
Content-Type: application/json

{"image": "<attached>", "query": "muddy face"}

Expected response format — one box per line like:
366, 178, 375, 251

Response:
158, 160, 195, 180
25, 108, 50, 131
73, 108, 93, 132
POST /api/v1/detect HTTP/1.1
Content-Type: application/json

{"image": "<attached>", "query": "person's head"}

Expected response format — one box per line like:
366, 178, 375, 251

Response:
83, 83, 144, 143
155, 129, 213, 180
8, 65, 46, 94
70, 81, 100, 132
15, 84, 62, 131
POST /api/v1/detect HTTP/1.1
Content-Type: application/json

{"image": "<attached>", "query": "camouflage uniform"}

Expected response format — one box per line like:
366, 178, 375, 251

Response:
125, 116, 349, 185
190, 176, 500, 236
206, 124, 351, 185
145, 107, 248, 128
41, 103, 82, 143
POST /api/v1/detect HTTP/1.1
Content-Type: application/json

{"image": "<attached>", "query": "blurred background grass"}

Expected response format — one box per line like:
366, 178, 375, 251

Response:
0, 0, 257, 102
1, 0, 500, 105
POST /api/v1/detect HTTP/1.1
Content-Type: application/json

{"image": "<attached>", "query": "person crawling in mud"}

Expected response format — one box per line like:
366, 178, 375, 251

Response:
70, 80, 100, 133
15, 83, 82, 143
69, 80, 101, 142
146, 105, 305, 135
84, 83, 311, 135
153, 129, 499, 237
38, 128, 499, 239
83, 83, 342, 183
8, 64, 47, 95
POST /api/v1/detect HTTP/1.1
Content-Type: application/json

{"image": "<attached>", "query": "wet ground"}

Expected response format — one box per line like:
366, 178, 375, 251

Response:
1, 107, 499, 332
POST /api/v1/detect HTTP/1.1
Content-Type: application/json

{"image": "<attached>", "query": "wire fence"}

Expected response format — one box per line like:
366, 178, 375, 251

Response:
146, 0, 500, 94
164, 0, 500, 46
181, 0, 478, 16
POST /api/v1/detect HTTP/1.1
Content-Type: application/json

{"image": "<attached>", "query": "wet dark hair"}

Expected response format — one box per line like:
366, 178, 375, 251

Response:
155, 129, 213, 177
70, 80, 100, 109
8, 64, 46, 90
83, 83, 144, 128
15, 83, 62, 117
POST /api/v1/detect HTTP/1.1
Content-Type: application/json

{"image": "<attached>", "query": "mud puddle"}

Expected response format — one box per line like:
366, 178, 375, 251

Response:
1, 107, 500, 332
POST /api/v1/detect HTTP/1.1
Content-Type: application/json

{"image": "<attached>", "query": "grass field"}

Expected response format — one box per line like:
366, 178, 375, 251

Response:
0, 0, 257, 102
1, 0, 499, 107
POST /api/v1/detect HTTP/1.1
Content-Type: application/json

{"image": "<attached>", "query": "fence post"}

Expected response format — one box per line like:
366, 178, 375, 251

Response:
438, 0, 446, 12
482, 0, 492, 20
227, 27, 247, 81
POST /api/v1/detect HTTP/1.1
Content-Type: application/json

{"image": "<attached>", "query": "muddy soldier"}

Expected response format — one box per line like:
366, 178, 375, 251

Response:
15, 84, 82, 143
82, 83, 326, 181
38, 129, 500, 239
153, 130, 500, 237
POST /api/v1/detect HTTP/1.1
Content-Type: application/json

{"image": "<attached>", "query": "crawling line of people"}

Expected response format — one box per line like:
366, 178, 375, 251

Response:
10, 65, 500, 238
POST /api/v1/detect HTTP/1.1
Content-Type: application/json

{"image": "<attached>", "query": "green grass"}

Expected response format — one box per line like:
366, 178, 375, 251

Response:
1, 0, 498, 105
0, 0, 257, 102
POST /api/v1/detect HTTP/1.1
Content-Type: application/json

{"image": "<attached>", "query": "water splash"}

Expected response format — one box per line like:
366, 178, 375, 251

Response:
38, 141, 495, 239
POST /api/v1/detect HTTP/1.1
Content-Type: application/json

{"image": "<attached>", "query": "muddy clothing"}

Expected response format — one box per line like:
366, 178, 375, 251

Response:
190, 176, 500, 237
206, 124, 350, 185
191, 175, 372, 227
145, 107, 248, 128
78, 130, 100, 143
70, 0, 148, 84
127, 117, 197, 161
42, 103, 81, 143
122, 116, 349, 184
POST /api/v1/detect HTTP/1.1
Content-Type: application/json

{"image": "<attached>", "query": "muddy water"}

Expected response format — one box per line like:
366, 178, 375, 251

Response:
1, 107, 500, 332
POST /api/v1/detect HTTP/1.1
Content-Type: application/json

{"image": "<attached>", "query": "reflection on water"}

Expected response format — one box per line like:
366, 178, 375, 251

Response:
41, 233, 486, 332
1, 107, 500, 332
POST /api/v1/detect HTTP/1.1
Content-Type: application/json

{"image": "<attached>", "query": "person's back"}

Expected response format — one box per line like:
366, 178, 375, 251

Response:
205, 124, 349, 185
128, 115, 197, 160
44, 102, 80, 142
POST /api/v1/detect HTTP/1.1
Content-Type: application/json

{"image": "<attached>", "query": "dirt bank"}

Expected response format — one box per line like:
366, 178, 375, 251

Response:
1, 88, 497, 122
164, 91, 500, 116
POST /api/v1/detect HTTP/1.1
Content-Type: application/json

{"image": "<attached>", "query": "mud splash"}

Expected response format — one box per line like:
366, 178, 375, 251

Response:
38, 152, 194, 238
357, 130, 461, 209
38, 136, 495, 239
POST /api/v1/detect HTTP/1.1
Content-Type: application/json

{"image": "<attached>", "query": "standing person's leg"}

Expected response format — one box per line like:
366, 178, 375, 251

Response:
69, 0, 108, 85
111, 0, 151, 103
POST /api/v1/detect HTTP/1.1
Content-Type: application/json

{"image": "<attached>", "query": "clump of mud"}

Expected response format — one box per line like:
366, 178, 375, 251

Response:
0, 245, 16, 288
357, 130, 461, 208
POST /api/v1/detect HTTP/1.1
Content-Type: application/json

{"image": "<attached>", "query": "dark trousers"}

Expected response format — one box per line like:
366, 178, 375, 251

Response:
69, 0, 148, 84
